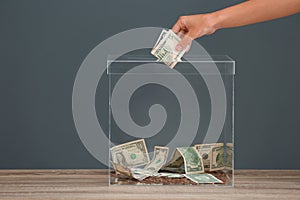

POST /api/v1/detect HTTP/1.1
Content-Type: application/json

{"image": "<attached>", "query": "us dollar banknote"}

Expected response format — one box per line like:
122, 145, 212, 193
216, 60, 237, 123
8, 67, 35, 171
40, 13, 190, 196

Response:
195, 143, 233, 172
144, 146, 169, 172
210, 143, 225, 171
151, 29, 187, 68
110, 139, 150, 168
153, 29, 167, 49
194, 143, 216, 171
161, 147, 185, 173
162, 147, 204, 174
177, 147, 204, 174
208, 143, 233, 171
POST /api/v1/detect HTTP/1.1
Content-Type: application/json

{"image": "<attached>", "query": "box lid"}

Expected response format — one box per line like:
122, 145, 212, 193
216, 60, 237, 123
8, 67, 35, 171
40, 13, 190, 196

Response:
107, 55, 235, 75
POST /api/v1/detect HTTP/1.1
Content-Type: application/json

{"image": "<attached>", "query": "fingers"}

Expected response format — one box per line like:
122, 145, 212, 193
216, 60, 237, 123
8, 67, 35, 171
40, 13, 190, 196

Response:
172, 16, 187, 33
176, 35, 193, 51
172, 22, 181, 33
172, 16, 192, 51
177, 30, 186, 39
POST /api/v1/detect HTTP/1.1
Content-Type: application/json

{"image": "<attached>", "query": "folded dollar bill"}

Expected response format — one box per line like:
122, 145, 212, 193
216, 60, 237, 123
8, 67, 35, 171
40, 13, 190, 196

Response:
210, 143, 224, 171
151, 29, 187, 68
194, 143, 233, 172
144, 146, 169, 172
161, 147, 204, 174
110, 139, 150, 168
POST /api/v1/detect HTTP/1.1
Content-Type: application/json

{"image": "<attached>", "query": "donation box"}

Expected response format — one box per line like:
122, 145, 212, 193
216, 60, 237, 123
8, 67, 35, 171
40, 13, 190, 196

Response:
107, 55, 235, 186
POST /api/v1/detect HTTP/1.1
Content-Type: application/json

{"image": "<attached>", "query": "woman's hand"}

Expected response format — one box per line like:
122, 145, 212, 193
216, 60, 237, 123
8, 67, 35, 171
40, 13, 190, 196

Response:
172, 14, 218, 51
172, 0, 300, 51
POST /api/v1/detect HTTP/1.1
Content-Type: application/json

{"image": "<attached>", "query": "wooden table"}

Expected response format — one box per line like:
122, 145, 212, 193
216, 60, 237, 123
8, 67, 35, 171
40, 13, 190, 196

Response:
0, 170, 299, 200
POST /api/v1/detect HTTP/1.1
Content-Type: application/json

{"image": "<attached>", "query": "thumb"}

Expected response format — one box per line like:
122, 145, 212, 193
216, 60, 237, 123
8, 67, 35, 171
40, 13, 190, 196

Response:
176, 34, 193, 51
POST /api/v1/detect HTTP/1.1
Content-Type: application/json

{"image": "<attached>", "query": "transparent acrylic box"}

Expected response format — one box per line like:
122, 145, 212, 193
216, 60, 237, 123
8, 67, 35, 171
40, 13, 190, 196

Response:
108, 55, 235, 186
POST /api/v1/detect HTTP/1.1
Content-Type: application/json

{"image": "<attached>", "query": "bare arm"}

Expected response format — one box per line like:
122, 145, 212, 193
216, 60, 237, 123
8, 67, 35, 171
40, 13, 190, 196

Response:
173, 0, 300, 50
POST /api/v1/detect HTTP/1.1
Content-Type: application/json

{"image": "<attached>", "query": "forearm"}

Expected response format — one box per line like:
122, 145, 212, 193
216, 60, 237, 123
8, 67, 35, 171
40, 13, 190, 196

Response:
211, 0, 300, 30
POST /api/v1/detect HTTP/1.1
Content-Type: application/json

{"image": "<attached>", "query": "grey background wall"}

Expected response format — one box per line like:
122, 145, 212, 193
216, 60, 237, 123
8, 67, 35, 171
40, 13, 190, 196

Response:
0, 0, 299, 169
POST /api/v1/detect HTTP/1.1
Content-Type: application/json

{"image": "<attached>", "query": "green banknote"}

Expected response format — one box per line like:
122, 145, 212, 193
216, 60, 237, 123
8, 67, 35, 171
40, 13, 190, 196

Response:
210, 143, 225, 171
110, 139, 150, 168
162, 147, 204, 174
144, 146, 169, 172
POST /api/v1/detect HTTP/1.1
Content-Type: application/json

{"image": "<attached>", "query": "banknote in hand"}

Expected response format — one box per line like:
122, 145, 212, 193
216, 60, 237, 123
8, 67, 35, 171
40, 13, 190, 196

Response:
151, 29, 188, 68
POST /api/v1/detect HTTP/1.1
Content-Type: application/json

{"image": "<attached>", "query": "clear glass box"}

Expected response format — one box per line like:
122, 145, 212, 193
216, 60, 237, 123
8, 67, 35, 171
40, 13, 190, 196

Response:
108, 55, 235, 186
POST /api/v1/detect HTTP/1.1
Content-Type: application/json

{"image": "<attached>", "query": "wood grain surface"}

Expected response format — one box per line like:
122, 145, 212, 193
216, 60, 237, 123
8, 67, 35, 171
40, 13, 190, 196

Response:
0, 170, 299, 200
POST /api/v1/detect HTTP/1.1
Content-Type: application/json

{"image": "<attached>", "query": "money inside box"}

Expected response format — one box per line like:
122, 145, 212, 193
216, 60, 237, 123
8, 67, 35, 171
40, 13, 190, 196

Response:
107, 53, 235, 186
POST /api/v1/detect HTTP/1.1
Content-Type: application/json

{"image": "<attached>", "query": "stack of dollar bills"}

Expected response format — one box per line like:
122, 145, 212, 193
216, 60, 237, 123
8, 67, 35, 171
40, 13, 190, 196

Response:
110, 139, 232, 184
151, 29, 188, 68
